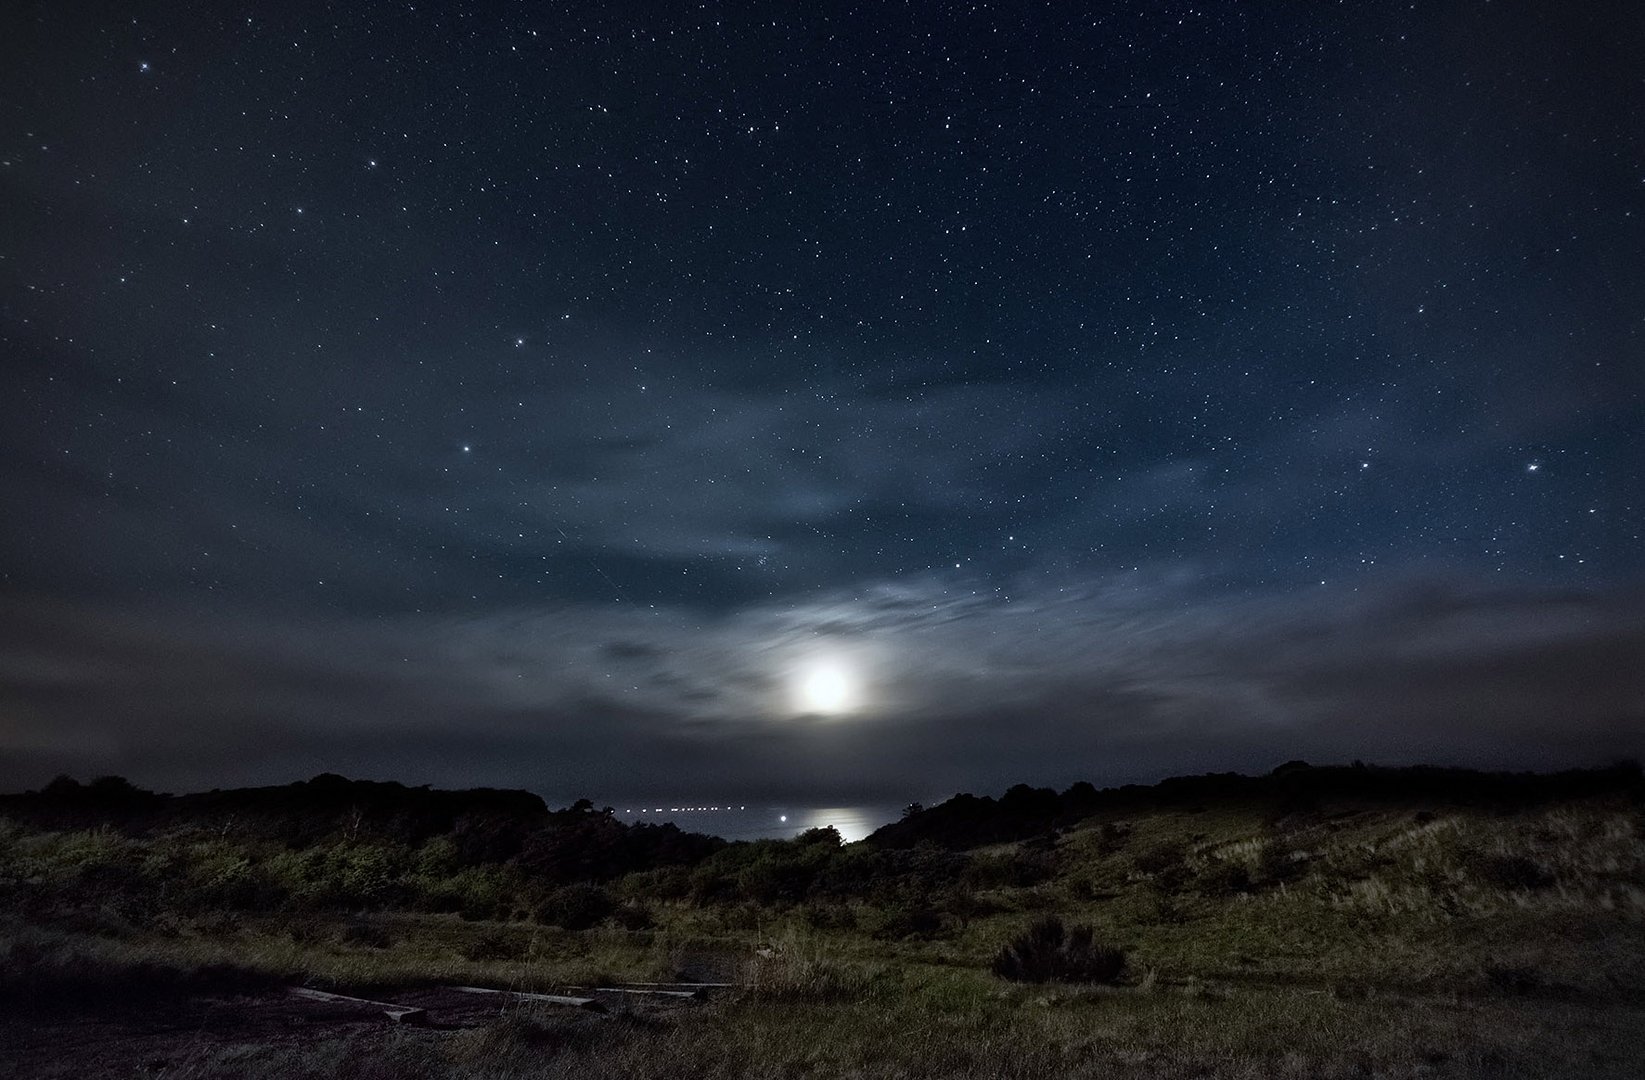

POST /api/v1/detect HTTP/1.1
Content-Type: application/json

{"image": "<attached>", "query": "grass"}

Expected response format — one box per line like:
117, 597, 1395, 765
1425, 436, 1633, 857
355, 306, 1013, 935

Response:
991, 915, 1126, 983
84, 974, 1645, 1079
3, 793, 1643, 1077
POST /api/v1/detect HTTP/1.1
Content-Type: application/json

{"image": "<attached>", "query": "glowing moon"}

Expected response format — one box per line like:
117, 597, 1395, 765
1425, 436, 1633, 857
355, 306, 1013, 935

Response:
794, 658, 858, 715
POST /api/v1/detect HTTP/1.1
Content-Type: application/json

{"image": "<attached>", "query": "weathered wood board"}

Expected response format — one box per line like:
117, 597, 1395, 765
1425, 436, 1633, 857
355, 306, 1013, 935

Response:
447, 985, 602, 1010
287, 986, 428, 1024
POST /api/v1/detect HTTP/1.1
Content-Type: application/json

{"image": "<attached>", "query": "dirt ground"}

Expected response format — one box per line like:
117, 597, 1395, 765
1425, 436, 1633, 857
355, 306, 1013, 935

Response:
0, 986, 695, 1078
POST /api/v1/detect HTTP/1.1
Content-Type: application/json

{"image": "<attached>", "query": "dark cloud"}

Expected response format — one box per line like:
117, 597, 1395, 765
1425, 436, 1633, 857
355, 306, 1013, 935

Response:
3, 575, 1638, 802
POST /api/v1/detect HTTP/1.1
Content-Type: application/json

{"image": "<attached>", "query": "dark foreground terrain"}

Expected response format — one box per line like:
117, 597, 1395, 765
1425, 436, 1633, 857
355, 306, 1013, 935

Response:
3, 763, 1643, 1078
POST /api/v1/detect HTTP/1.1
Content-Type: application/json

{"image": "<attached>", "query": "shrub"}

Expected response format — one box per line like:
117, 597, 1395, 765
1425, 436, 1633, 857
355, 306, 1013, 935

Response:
424, 865, 516, 920
616, 865, 691, 902
965, 848, 1058, 889
189, 851, 284, 911
1094, 822, 1131, 856
1151, 862, 1193, 893
534, 883, 615, 930
866, 902, 945, 941
609, 900, 655, 931
991, 915, 1126, 984
331, 844, 402, 908
801, 901, 857, 931
1132, 840, 1186, 876
1064, 876, 1101, 902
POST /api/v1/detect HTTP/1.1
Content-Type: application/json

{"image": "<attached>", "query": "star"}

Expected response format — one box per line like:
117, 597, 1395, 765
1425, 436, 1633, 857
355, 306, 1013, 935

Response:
3, 0, 1636, 839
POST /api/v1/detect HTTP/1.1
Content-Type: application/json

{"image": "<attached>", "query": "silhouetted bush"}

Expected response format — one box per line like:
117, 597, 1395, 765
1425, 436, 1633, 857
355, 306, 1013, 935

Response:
991, 916, 1126, 984
796, 826, 843, 847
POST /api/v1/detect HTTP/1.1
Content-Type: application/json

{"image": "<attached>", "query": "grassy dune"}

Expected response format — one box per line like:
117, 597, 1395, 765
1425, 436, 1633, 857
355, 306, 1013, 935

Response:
3, 778, 1643, 1077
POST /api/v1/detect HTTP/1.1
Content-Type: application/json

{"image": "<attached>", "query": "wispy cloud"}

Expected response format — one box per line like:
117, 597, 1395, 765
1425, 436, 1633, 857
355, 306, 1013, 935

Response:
3, 572, 1637, 802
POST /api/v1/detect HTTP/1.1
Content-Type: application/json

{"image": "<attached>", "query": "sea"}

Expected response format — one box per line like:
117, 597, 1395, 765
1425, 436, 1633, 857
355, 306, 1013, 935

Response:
612, 803, 901, 843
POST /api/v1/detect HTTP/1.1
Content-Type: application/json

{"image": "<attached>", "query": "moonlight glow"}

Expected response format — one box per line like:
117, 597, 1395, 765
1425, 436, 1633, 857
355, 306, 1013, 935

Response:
0, 2, 1635, 834
794, 659, 859, 715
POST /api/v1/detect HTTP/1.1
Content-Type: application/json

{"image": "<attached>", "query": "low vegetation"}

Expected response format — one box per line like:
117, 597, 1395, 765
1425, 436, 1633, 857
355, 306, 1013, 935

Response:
2, 762, 1643, 1077
991, 915, 1126, 984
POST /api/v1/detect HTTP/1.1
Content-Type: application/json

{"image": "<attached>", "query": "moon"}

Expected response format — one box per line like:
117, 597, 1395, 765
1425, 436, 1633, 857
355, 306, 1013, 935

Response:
794, 658, 858, 715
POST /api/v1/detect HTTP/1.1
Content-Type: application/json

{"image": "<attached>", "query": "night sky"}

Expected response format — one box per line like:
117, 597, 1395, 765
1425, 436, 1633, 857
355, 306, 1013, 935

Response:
2, 2, 1641, 806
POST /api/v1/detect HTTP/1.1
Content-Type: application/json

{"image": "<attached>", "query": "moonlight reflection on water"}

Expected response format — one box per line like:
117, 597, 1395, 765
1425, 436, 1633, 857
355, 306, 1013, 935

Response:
621, 804, 896, 843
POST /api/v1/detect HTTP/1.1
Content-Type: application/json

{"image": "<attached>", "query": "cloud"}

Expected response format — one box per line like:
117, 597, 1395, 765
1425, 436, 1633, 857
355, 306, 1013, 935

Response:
2, 571, 1638, 802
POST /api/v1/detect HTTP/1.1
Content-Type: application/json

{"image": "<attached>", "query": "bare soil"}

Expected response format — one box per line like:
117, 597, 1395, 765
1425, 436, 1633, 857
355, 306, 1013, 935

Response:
0, 986, 691, 1078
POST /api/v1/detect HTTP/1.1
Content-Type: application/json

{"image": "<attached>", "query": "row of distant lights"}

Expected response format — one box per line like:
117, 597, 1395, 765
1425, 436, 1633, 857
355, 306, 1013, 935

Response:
623, 806, 747, 814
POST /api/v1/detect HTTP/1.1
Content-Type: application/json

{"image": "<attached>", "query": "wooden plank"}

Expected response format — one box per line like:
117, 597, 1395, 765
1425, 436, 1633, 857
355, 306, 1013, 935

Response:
287, 986, 427, 1024
588, 986, 704, 1000
447, 985, 602, 1010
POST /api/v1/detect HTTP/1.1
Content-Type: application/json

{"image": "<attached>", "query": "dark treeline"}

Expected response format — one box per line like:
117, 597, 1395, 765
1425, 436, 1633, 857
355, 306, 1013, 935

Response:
4, 773, 547, 845
6, 760, 1641, 856
0, 775, 725, 926
2, 762, 1638, 936
871, 760, 1645, 851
